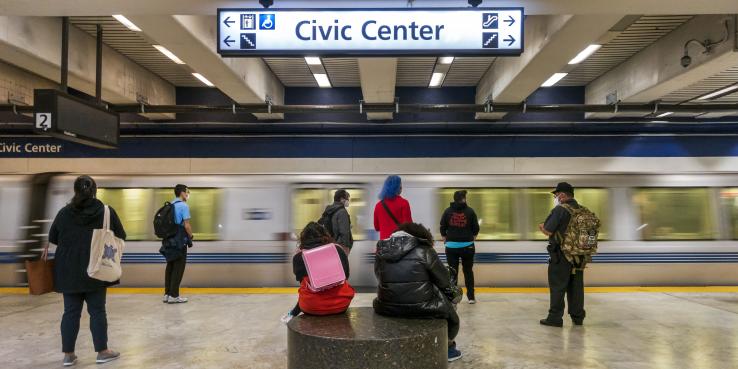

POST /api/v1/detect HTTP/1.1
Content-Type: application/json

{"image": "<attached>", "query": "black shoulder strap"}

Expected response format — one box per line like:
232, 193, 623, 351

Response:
381, 199, 401, 226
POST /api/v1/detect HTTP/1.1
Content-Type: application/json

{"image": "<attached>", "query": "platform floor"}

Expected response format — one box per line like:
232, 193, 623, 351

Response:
1, 290, 737, 369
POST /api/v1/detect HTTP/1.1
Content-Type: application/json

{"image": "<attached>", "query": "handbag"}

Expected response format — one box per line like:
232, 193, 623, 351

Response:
87, 205, 125, 282
26, 258, 55, 295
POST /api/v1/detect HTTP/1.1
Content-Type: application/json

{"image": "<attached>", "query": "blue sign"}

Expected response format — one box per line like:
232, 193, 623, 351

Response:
259, 14, 275, 30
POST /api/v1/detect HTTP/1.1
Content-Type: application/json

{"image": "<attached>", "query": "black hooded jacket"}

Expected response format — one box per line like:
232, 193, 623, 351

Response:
440, 202, 480, 242
48, 198, 127, 293
373, 232, 455, 318
320, 202, 353, 249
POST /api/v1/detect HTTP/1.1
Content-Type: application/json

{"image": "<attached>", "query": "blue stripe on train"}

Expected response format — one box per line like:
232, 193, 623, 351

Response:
3, 252, 738, 264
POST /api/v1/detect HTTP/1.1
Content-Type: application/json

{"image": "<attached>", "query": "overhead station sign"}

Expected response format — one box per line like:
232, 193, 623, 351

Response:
217, 8, 523, 56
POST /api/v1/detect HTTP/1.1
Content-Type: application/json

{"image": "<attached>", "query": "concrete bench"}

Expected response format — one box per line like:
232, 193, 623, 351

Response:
287, 307, 448, 369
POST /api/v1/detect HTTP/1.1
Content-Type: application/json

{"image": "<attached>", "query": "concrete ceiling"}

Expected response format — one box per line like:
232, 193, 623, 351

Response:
1, 1, 738, 121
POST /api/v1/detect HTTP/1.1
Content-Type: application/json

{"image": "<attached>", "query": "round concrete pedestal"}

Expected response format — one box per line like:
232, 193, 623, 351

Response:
287, 307, 447, 369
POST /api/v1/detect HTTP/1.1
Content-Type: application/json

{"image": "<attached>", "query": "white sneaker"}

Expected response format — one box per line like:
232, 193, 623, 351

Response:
163, 294, 169, 303
468, 299, 476, 304
167, 296, 188, 304
280, 312, 294, 324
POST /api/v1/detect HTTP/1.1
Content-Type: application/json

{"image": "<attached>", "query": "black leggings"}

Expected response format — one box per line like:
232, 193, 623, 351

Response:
61, 289, 108, 353
446, 245, 475, 300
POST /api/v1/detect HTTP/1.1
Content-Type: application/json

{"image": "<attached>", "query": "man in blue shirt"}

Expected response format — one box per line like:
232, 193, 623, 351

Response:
440, 190, 480, 304
164, 184, 193, 304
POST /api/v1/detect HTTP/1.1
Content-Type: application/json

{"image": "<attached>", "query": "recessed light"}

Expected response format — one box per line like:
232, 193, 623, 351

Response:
192, 73, 214, 87
304, 57, 322, 65
568, 44, 601, 64
429, 72, 445, 87
153, 45, 185, 64
314, 73, 331, 88
112, 15, 141, 32
439, 57, 455, 64
541, 73, 568, 87
697, 84, 738, 100
656, 112, 673, 118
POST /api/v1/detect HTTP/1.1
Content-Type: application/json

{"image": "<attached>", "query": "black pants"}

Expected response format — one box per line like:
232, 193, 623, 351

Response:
447, 308, 460, 344
547, 252, 585, 322
164, 253, 187, 298
445, 245, 475, 300
61, 288, 108, 353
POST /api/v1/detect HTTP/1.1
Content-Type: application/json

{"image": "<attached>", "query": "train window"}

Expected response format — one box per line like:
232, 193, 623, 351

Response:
634, 188, 716, 240
292, 187, 367, 241
720, 188, 738, 239
437, 188, 520, 240
153, 188, 221, 241
525, 188, 610, 240
97, 188, 154, 241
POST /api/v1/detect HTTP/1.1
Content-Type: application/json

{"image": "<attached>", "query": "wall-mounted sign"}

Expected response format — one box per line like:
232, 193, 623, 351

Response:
217, 8, 523, 56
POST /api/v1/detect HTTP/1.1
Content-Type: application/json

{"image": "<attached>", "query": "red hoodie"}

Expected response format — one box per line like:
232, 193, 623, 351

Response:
373, 196, 413, 239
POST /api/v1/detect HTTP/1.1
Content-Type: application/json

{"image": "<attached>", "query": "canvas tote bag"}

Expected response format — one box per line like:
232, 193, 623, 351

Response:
87, 205, 125, 282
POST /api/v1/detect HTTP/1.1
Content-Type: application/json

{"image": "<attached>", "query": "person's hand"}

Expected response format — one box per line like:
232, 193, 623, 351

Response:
442, 236, 447, 243
538, 223, 545, 232
41, 246, 49, 261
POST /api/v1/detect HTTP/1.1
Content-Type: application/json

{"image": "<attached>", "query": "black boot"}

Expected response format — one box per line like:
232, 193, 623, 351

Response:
539, 318, 563, 327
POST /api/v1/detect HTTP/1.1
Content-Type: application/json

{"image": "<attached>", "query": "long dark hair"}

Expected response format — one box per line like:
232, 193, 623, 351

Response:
298, 221, 335, 250
71, 175, 97, 208
397, 222, 434, 244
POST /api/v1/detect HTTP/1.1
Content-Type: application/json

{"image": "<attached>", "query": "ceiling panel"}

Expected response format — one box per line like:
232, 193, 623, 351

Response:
559, 15, 694, 86
322, 58, 360, 87
661, 65, 738, 103
395, 57, 436, 87
443, 57, 495, 87
262, 58, 317, 87
69, 16, 200, 87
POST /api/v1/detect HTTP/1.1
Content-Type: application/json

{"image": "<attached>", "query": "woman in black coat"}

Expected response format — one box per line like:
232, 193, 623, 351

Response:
45, 175, 126, 366
373, 222, 463, 362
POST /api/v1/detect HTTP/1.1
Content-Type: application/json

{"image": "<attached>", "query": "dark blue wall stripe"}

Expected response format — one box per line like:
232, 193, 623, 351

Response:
3, 135, 738, 158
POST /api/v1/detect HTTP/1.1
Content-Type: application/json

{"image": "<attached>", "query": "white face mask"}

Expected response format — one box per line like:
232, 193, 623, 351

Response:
553, 195, 560, 206
342, 199, 350, 208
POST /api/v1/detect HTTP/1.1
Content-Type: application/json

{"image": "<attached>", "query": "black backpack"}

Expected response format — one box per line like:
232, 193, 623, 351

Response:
153, 202, 178, 239
317, 208, 338, 237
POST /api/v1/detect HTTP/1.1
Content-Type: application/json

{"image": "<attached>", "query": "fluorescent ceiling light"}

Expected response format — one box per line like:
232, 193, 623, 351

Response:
568, 44, 601, 64
153, 45, 185, 64
541, 72, 568, 87
314, 73, 331, 88
429, 72, 445, 87
697, 84, 738, 100
112, 15, 142, 32
304, 57, 322, 65
439, 56, 455, 64
656, 112, 673, 118
192, 73, 214, 87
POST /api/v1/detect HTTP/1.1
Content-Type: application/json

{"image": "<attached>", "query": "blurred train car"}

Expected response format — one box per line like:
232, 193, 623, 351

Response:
2, 170, 738, 287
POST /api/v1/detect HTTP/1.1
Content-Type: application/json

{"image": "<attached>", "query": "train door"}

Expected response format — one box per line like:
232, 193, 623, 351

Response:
289, 183, 372, 287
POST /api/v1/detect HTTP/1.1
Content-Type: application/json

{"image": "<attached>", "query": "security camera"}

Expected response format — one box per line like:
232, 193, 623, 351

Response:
468, 0, 483, 7
680, 54, 692, 68
259, 0, 273, 8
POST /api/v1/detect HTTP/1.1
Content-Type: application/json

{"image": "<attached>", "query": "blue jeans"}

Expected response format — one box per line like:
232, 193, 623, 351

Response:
61, 288, 108, 352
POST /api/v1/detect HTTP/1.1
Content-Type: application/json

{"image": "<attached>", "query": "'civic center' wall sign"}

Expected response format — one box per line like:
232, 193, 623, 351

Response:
217, 8, 523, 56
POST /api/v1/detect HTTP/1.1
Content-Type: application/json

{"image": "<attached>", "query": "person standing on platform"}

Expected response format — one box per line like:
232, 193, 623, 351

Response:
161, 184, 193, 304
373, 175, 412, 240
440, 190, 480, 304
46, 175, 126, 366
538, 182, 587, 327
318, 189, 353, 252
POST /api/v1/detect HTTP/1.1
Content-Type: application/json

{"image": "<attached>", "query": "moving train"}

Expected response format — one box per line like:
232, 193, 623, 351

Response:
2, 171, 737, 287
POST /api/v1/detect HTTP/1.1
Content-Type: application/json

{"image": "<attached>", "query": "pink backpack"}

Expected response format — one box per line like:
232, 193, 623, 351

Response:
301, 243, 346, 292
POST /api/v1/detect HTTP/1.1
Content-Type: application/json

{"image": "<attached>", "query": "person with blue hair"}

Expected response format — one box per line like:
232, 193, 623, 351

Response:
373, 175, 413, 239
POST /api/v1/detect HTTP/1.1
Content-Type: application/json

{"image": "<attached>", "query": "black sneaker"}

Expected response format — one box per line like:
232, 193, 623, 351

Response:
572, 319, 584, 326
539, 319, 563, 327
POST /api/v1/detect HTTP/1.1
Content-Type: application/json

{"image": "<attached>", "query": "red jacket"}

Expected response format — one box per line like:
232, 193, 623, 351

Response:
373, 196, 413, 239
298, 277, 355, 315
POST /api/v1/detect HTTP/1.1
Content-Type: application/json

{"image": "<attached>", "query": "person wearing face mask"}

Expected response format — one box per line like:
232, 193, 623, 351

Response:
318, 189, 353, 252
161, 184, 194, 304
537, 182, 585, 327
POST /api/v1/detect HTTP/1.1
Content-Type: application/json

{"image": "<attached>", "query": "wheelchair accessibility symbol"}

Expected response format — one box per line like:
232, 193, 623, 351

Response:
259, 14, 275, 30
